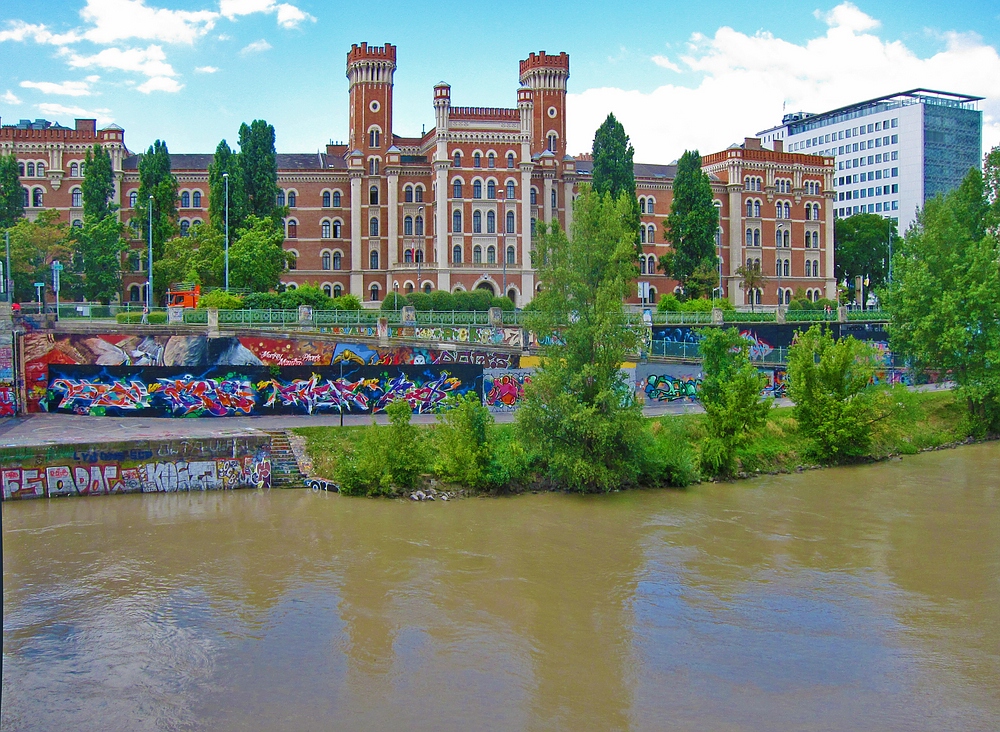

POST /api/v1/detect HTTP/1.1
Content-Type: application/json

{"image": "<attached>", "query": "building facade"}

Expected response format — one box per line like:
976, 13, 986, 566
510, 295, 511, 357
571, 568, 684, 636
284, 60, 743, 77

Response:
4, 42, 835, 308
757, 89, 983, 234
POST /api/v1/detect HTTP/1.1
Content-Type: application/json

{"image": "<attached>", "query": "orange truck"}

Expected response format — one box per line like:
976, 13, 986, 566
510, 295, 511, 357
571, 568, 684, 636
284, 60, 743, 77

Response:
166, 283, 201, 308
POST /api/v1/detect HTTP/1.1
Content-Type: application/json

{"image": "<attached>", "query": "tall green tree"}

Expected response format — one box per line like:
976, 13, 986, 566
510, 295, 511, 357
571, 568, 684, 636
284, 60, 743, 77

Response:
517, 186, 645, 492
664, 150, 718, 293
591, 113, 640, 252
238, 120, 280, 220
6, 210, 76, 302
208, 139, 249, 234
153, 223, 225, 292
834, 213, 895, 302
885, 161, 1000, 433
75, 215, 127, 303
697, 327, 771, 477
0, 154, 24, 229
734, 262, 767, 312
229, 215, 290, 292
81, 144, 115, 221
132, 140, 178, 262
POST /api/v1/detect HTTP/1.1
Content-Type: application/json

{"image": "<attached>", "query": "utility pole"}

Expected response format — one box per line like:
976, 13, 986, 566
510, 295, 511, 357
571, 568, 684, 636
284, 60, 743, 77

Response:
51, 260, 62, 320
4, 229, 11, 303
147, 196, 154, 307
224, 171, 230, 291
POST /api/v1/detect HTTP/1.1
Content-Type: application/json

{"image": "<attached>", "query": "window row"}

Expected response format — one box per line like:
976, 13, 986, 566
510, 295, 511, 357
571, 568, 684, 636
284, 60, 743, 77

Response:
639, 196, 656, 214
791, 118, 898, 151
639, 225, 655, 243
839, 172, 896, 186
639, 255, 657, 275
839, 154, 898, 170
452, 179, 518, 200
775, 178, 791, 194
804, 181, 821, 195
450, 244, 517, 264
836, 201, 899, 216
179, 190, 203, 208
452, 209, 518, 234
22, 188, 44, 207
744, 176, 763, 192
453, 151, 517, 170
840, 184, 897, 201
17, 161, 46, 177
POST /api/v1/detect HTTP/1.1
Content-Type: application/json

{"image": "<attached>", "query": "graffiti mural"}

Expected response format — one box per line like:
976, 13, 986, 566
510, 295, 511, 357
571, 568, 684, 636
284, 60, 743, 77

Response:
0, 340, 16, 416
762, 368, 788, 398
644, 374, 702, 402
0, 385, 16, 417
46, 364, 483, 417
2, 454, 271, 500
484, 370, 533, 413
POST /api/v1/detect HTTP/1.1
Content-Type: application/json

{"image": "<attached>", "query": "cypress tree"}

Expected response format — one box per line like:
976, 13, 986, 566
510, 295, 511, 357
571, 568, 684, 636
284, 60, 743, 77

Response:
208, 139, 249, 234
591, 113, 641, 253
81, 144, 115, 221
238, 120, 280, 221
133, 140, 178, 263
665, 150, 718, 294
0, 155, 24, 229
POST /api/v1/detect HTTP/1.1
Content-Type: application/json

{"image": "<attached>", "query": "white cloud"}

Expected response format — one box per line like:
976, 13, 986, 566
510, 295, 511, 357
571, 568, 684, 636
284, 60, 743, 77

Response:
80, 0, 218, 45
220, 0, 315, 28
567, 2, 1000, 162
0, 20, 80, 45
651, 55, 681, 73
36, 102, 114, 125
3, 90, 23, 105
66, 45, 177, 78
137, 76, 183, 93
240, 39, 271, 55
20, 80, 93, 97
194, 65, 218, 73
275, 3, 314, 28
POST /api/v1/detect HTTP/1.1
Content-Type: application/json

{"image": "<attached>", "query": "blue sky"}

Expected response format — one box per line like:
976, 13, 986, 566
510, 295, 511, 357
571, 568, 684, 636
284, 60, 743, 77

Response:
2, 0, 999, 162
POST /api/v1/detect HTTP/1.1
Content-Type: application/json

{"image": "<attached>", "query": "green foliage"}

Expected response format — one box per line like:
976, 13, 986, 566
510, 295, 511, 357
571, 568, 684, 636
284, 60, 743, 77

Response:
197, 290, 244, 309
787, 324, 890, 462
7, 210, 74, 302
834, 213, 895, 301
0, 154, 24, 229
517, 186, 645, 492
381, 291, 408, 310
491, 295, 515, 311
641, 418, 700, 487
82, 144, 115, 221
407, 291, 432, 310
154, 223, 225, 292
333, 294, 362, 310
133, 140, 178, 264
434, 393, 497, 490
117, 310, 167, 324
336, 400, 427, 495
591, 113, 640, 253
238, 120, 280, 221
229, 215, 290, 293
278, 284, 332, 309
657, 293, 681, 312
735, 263, 767, 312
658, 293, 734, 312
208, 139, 249, 234
788, 297, 837, 311
242, 291, 282, 309
469, 289, 493, 310
885, 160, 1000, 434
666, 150, 719, 291
74, 215, 127, 303
430, 288, 456, 311
698, 327, 771, 477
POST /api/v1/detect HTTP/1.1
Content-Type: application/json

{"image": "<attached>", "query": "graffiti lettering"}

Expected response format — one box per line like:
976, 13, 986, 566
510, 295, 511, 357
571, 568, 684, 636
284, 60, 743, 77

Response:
151, 376, 256, 416
484, 371, 531, 413
50, 377, 150, 413
644, 375, 702, 402
739, 331, 774, 361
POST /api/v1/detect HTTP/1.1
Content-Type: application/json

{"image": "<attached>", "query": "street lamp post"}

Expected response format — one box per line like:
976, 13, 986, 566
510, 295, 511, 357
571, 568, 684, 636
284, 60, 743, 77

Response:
776, 223, 784, 307
147, 196, 154, 307
223, 172, 230, 291
4, 229, 11, 304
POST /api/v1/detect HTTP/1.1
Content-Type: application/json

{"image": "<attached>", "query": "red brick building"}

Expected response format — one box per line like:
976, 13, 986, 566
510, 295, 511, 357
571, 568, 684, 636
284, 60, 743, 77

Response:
3, 42, 835, 308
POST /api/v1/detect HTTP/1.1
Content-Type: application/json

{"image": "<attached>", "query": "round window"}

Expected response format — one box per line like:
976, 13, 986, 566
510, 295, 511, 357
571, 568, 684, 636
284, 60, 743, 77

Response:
369, 100, 381, 113
547, 106, 557, 118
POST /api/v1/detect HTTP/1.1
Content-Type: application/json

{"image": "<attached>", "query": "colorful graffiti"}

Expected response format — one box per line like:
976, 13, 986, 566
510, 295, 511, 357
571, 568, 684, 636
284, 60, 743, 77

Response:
50, 376, 151, 412
2, 454, 271, 500
762, 368, 788, 398
258, 373, 375, 414
152, 376, 256, 416
740, 330, 775, 361
644, 374, 702, 402
0, 340, 16, 416
0, 385, 16, 417
484, 370, 532, 413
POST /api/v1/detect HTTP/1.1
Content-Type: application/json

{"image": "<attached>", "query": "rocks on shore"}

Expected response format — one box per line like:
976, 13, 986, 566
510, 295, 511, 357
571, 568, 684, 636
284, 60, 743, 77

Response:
409, 487, 456, 502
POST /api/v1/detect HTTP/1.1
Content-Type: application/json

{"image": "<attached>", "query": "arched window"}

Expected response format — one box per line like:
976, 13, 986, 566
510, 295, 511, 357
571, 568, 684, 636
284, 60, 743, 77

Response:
746, 200, 753, 218
531, 218, 536, 235
530, 188, 537, 205
369, 128, 380, 148
640, 198, 646, 214
18, 162, 25, 176
745, 229, 753, 246
277, 190, 286, 206
322, 221, 331, 238
323, 284, 332, 297
332, 190, 341, 206
322, 251, 331, 270
487, 245, 496, 264
473, 210, 482, 233
473, 181, 482, 199
404, 185, 413, 203
27, 163, 35, 177
783, 260, 790, 277
193, 191, 202, 207
71, 219, 81, 228
369, 217, 379, 236
805, 204, 811, 221
32, 188, 43, 207
415, 186, 424, 202
486, 210, 495, 234
70, 162, 79, 177
753, 200, 761, 218
333, 251, 342, 270
370, 250, 379, 269
473, 246, 482, 264
453, 210, 462, 232
488, 153, 495, 169
404, 216, 413, 235
22, 188, 29, 207
129, 191, 137, 208
369, 186, 378, 205
369, 158, 379, 175
753, 229, 760, 247
487, 180, 496, 199
640, 257, 647, 274
181, 191, 190, 208
453, 245, 462, 263
506, 181, 515, 199
334, 284, 342, 297
775, 259, 781, 276
180, 220, 190, 237
38, 162, 45, 177
547, 133, 557, 152
404, 249, 413, 263
507, 153, 515, 169
323, 191, 331, 207
474, 152, 481, 168
71, 188, 82, 207
454, 151, 461, 167
551, 189, 556, 209
776, 230, 783, 248
287, 220, 297, 238
370, 283, 380, 301
415, 216, 423, 236
453, 180, 463, 198
783, 230, 790, 247
647, 225, 654, 243
506, 245, 515, 264
423, 282, 432, 294
506, 210, 515, 233
333, 220, 342, 238
640, 227, 646, 244
287, 191, 296, 208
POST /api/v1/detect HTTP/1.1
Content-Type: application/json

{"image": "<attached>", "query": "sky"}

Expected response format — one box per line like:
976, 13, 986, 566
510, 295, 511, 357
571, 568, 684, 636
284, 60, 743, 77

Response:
2, 0, 999, 163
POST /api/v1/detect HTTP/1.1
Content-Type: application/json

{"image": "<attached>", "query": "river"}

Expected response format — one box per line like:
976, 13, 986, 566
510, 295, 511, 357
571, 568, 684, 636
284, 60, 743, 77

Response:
3, 442, 999, 731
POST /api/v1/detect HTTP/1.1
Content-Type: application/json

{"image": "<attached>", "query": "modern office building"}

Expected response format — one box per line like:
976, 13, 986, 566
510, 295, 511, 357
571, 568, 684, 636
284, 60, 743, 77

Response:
757, 89, 982, 234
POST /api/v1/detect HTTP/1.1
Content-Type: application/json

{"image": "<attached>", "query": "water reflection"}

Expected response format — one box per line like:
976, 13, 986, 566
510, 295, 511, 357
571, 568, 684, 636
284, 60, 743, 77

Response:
3, 443, 999, 731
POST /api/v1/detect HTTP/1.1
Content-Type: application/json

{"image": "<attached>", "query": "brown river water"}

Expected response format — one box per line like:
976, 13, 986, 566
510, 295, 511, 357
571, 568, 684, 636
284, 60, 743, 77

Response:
3, 442, 999, 731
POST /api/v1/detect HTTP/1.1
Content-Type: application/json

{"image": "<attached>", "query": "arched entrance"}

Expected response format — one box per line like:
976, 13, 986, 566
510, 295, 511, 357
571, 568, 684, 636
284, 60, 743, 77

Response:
475, 282, 495, 296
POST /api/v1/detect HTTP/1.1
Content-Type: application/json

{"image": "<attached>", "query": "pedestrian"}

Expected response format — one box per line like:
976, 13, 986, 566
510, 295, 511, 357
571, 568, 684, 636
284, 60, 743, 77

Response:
141, 305, 149, 324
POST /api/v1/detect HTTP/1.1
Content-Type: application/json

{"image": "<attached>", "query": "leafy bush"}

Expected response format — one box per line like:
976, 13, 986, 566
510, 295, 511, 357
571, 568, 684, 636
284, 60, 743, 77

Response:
331, 294, 361, 310
434, 393, 496, 489
451, 290, 473, 311
116, 311, 167, 324
279, 284, 332, 310
430, 289, 456, 311
786, 324, 890, 462
491, 296, 515, 311
469, 289, 493, 311
641, 418, 700, 487
788, 297, 838, 311
197, 290, 244, 310
657, 294, 732, 312
381, 292, 408, 311
407, 291, 432, 311
657, 294, 681, 312
335, 400, 427, 495
243, 292, 283, 309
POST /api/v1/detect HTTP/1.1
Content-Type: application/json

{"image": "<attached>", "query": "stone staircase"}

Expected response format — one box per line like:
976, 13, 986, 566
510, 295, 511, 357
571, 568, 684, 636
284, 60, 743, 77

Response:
264, 430, 307, 488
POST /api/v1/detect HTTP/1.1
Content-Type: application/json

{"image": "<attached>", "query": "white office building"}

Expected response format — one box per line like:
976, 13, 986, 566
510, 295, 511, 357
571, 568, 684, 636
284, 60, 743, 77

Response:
757, 89, 982, 234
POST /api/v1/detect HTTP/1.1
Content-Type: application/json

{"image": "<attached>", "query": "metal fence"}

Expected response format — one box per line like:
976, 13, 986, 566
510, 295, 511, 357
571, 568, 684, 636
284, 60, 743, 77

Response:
650, 339, 791, 364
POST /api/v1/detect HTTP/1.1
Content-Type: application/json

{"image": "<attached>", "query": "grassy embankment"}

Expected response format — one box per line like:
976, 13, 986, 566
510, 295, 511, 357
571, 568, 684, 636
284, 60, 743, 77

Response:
293, 388, 971, 495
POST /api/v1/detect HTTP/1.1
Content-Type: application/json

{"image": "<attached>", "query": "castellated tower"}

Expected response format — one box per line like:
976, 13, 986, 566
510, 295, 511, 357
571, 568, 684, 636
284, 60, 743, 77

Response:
347, 43, 396, 153
518, 52, 569, 159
